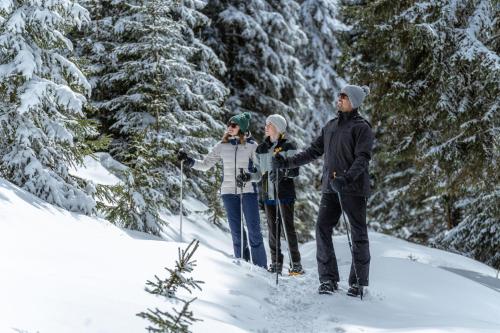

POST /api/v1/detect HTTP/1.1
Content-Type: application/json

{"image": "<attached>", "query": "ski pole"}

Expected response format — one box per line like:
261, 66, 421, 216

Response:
275, 171, 293, 274
274, 164, 294, 282
271, 145, 282, 285
239, 168, 253, 266
336, 190, 362, 300
240, 183, 243, 263
275, 165, 280, 286
180, 160, 184, 243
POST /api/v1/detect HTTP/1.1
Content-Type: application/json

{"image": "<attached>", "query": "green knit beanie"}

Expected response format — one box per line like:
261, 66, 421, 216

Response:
228, 112, 251, 133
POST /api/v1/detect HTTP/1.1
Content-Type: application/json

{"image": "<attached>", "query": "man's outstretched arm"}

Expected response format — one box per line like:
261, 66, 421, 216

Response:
274, 127, 325, 169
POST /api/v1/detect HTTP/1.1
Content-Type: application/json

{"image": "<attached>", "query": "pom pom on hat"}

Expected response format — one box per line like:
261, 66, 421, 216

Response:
340, 84, 370, 109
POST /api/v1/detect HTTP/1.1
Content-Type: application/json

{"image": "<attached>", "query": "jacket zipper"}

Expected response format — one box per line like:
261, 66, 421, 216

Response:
234, 144, 238, 194
328, 122, 340, 178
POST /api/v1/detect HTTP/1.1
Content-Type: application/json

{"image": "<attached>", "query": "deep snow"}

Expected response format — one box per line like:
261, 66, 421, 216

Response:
0, 156, 499, 333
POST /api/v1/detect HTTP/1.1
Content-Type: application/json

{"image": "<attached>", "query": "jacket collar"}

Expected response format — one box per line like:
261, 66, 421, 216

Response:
265, 134, 286, 147
229, 136, 239, 145
272, 134, 287, 154
229, 136, 254, 145
338, 109, 359, 123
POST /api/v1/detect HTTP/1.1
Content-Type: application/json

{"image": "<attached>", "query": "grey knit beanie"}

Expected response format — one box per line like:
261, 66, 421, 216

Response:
341, 85, 370, 109
266, 114, 287, 134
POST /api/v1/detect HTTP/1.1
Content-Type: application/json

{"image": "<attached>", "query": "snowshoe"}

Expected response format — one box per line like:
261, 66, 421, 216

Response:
318, 280, 338, 295
267, 262, 283, 274
347, 284, 364, 299
288, 262, 305, 276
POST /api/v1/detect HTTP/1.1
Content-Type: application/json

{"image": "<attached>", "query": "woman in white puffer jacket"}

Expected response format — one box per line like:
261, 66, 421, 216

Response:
177, 112, 267, 268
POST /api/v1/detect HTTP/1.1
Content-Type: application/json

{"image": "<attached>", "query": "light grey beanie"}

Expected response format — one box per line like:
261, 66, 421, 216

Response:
341, 85, 370, 109
266, 114, 287, 134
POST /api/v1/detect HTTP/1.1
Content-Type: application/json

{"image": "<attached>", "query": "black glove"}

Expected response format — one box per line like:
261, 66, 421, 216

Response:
177, 150, 194, 168
272, 153, 288, 170
236, 172, 251, 188
269, 169, 285, 183
330, 176, 347, 193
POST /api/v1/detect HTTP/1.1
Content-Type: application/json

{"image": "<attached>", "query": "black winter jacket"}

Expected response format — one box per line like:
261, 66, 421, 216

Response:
287, 110, 374, 196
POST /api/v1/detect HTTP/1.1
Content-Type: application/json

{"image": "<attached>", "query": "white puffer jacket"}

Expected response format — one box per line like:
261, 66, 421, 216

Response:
193, 138, 260, 195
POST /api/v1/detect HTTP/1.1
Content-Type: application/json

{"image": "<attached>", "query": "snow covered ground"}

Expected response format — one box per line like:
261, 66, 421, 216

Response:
1, 156, 499, 333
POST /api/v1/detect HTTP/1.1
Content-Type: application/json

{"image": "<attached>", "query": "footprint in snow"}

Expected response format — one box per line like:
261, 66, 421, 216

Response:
263, 297, 275, 305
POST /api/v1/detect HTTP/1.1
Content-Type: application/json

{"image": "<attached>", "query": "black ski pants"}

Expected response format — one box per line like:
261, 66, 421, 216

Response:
316, 192, 370, 286
265, 202, 301, 265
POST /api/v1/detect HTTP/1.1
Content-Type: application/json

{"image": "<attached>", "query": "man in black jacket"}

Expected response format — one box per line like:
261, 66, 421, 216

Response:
273, 84, 374, 297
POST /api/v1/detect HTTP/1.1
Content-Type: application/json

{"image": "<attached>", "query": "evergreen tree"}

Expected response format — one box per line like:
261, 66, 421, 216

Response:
0, 0, 96, 214
341, 0, 499, 267
294, 0, 349, 237
299, 0, 347, 129
137, 239, 203, 333
203, 0, 310, 139
77, 0, 228, 233
200, 165, 226, 227
419, 0, 500, 268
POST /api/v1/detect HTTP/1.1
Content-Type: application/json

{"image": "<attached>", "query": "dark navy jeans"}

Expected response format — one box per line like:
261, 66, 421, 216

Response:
222, 193, 267, 268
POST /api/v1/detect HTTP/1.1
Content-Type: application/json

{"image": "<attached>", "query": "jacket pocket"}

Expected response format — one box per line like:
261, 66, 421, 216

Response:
345, 178, 362, 194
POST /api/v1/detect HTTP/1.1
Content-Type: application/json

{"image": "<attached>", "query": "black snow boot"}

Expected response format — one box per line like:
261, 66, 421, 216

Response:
318, 280, 338, 295
288, 262, 305, 276
347, 284, 364, 299
267, 262, 283, 274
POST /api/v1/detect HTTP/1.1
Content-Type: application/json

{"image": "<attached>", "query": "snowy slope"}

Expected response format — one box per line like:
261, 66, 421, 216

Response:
1, 157, 499, 333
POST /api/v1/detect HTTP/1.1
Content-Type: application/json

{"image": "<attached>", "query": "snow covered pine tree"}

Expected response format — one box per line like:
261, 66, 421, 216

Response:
296, 0, 350, 236
137, 239, 203, 333
341, 0, 499, 268
0, 0, 96, 214
76, 0, 228, 234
